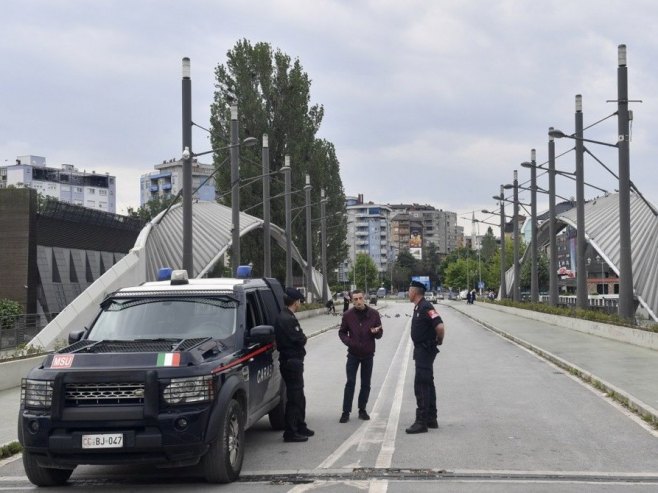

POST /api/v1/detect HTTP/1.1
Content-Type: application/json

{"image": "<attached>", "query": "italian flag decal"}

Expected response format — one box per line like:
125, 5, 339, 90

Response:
157, 352, 181, 367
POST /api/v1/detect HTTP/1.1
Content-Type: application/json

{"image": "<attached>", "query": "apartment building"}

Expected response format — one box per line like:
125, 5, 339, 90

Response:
140, 158, 215, 205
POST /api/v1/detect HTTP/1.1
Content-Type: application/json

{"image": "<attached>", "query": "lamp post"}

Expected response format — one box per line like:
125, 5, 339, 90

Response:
181, 57, 193, 276
320, 189, 328, 303
617, 44, 634, 320
512, 170, 520, 302
528, 149, 538, 303
304, 174, 313, 302
262, 134, 271, 278
574, 94, 588, 310
229, 105, 241, 274
283, 155, 292, 287
548, 128, 558, 305
490, 186, 507, 299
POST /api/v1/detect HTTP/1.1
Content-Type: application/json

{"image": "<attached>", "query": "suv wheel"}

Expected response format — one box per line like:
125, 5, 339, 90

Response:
202, 398, 245, 483
23, 451, 74, 486
268, 382, 286, 430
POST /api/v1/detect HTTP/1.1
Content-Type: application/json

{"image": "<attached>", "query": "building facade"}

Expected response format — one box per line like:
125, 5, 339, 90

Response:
389, 204, 459, 260
338, 195, 393, 283
140, 158, 215, 205
1, 155, 116, 213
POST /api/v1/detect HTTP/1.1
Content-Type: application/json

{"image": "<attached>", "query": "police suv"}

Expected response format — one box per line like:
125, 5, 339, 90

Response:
18, 271, 286, 486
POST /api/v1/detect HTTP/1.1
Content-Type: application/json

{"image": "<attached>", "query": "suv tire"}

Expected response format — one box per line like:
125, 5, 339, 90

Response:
23, 451, 74, 487
268, 382, 286, 430
202, 398, 245, 483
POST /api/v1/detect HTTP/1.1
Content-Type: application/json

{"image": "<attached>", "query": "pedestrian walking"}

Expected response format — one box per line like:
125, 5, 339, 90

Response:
343, 291, 351, 313
274, 287, 314, 443
338, 290, 383, 423
406, 280, 445, 434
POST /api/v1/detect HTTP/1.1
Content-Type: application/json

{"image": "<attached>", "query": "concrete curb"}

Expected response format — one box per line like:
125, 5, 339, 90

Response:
474, 302, 658, 351
451, 305, 658, 427
0, 355, 44, 392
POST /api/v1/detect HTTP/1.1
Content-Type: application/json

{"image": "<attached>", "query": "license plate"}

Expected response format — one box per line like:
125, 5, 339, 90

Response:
81, 433, 123, 449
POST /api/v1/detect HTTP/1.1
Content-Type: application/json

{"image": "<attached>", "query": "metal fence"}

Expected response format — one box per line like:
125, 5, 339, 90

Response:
0, 314, 53, 350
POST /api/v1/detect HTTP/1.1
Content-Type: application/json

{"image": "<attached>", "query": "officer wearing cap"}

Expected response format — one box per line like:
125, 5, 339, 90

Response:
406, 280, 445, 434
274, 287, 314, 442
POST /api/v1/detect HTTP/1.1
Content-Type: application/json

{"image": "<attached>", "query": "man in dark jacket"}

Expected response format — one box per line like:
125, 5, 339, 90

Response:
274, 287, 314, 443
338, 289, 383, 423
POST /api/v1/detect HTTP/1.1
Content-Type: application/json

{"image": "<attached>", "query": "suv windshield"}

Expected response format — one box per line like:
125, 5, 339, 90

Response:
88, 297, 237, 341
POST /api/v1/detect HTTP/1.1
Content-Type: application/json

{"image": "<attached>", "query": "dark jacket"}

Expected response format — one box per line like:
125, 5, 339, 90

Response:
274, 307, 307, 361
339, 306, 383, 358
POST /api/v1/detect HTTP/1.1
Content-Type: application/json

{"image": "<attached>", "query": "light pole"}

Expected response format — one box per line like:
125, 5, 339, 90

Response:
262, 134, 271, 278
320, 189, 328, 303
181, 57, 193, 276
617, 44, 634, 320
490, 185, 507, 299
230, 104, 241, 274
548, 128, 558, 305
574, 94, 587, 310
304, 174, 313, 302
512, 170, 520, 302
528, 149, 539, 303
283, 155, 292, 287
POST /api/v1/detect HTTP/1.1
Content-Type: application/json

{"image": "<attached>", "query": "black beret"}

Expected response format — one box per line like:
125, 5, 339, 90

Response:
410, 280, 426, 291
284, 287, 305, 301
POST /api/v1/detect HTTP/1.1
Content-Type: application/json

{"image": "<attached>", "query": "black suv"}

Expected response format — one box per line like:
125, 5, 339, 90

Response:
18, 272, 286, 486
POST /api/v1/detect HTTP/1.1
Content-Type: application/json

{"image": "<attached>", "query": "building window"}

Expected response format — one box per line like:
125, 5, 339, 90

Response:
99, 189, 107, 196
87, 200, 96, 207
75, 187, 83, 193
88, 188, 96, 195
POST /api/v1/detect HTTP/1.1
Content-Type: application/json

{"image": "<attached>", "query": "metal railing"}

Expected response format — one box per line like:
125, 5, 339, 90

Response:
0, 314, 53, 350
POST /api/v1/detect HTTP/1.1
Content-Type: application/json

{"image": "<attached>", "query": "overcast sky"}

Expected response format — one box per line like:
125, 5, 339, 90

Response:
3, 0, 657, 232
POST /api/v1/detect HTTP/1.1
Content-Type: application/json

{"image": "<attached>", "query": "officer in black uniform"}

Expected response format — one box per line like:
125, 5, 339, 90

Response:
406, 280, 446, 434
274, 287, 315, 442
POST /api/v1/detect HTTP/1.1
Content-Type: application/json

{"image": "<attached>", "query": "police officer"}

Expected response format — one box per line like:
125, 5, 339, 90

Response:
406, 280, 445, 434
274, 287, 314, 443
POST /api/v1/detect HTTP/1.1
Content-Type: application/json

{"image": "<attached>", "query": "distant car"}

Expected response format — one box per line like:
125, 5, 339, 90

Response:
369, 291, 378, 305
436, 291, 445, 300
426, 291, 437, 303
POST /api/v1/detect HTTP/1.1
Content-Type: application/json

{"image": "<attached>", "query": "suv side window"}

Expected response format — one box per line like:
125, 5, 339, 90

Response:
257, 289, 278, 324
245, 292, 265, 331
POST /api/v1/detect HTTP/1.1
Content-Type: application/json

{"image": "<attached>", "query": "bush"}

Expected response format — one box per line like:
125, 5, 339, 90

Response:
0, 298, 23, 330
0, 441, 22, 459
496, 299, 657, 332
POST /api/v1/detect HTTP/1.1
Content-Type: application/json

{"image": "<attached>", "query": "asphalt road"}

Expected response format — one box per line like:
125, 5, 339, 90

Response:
2, 302, 658, 492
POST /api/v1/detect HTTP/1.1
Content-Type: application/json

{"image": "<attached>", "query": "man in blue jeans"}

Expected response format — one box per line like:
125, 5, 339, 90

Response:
338, 290, 383, 423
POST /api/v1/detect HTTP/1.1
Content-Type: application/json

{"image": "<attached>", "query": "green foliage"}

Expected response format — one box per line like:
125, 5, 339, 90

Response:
210, 40, 347, 281
520, 250, 549, 291
391, 249, 417, 291
127, 197, 172, 223
348, 253, 379, 292
480, 227, 498, 263
0, 442, 22, 459
0, 298, 22, 330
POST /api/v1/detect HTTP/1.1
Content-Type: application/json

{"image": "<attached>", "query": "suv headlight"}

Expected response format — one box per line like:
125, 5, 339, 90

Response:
21, 379, 54, 409
162, 375, 215, 404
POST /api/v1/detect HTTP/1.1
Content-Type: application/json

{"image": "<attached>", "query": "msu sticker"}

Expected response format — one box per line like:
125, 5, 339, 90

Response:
51, 354, 74, 369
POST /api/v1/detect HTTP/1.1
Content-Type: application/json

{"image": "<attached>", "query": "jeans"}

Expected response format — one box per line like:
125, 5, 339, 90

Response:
342, 353, 374, 413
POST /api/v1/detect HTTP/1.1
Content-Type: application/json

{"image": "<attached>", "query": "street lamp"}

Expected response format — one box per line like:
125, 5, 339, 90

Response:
490, 185, 507, 299
283, 155, 292, 287
304, 174, 313, 302
549, 45, 635, 320
520, 149, 538, 303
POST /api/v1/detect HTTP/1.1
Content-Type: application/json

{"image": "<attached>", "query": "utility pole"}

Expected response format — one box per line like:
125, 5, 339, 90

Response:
230, 104, 240, 274
181, 57, 193, 276
575, 95, 587, 310
262, 134, 271, 277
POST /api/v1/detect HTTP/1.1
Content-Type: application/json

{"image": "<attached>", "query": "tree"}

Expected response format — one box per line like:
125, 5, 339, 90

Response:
127, 197, 171, 223
480, 227, 498, 263
210, 40, 347, 281
421, 243, 442, 288
348, 253, 379, 293
392, 249, 418, 292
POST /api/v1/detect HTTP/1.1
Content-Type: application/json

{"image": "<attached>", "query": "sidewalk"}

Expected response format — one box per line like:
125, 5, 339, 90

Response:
448, 301, 658, 426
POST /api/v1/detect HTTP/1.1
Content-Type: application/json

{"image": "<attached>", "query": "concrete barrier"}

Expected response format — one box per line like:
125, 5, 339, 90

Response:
479, 302, 658, 351
0, 355, 44, 391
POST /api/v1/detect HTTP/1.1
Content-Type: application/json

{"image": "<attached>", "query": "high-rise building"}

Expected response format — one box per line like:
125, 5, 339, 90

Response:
2, 155, 116, 213
339, 195, 392, 283
389, 204, 459, 259
140, 158, 215, 205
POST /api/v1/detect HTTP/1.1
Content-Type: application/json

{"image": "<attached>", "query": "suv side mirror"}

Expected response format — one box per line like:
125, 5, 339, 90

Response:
68, 330, 85, 344
247, 325, 275, 344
